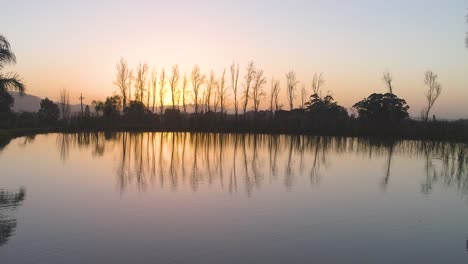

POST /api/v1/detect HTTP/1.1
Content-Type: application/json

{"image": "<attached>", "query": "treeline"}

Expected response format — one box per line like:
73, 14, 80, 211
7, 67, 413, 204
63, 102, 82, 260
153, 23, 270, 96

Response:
1, 33, 468, 142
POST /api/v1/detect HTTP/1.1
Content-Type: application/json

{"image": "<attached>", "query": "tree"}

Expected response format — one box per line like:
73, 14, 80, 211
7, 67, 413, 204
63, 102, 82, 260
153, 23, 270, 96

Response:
0, 35, 25, 112
300, 84, 307, 109
422, 70, 442, 122
285, 70, 299, 110
169, 65, 180, 109
59, 88, 71, 120
103, 95, 121, 119
270, 78, 280, 113
191, 65, 205, 114
311, 73, 325, 97
114, 58, 132, 108
150, 70, 157, 113
0, 91, 13, 113
353, 93, 409, 123
382, 70, 394, 94
217, 69, 228, 114
38, 98, 59, 124
124, 100, 148, 120
181, 73, 188, 114
305, 94, 348, 120
205, 71, 216, 112
84, 105, 91, 119
252, 69, 266, 113
230, 63, 240, 117
159, 68, 166, 114
134, 62, 148, 103
92, 100, 104, 117
242, 61, 255, 114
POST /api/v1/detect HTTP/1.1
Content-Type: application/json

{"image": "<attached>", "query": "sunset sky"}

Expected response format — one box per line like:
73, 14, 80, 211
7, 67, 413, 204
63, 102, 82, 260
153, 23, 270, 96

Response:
2, 0, 468, 118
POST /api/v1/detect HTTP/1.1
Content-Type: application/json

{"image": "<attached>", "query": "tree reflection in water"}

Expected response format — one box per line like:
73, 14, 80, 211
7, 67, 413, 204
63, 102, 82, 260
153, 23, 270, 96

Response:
56, 132, 468, 197
0, 187, 26, 247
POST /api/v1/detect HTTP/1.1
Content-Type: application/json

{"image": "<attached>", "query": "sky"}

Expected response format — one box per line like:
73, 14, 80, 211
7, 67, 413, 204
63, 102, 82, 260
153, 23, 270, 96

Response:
2, 0, 468, 119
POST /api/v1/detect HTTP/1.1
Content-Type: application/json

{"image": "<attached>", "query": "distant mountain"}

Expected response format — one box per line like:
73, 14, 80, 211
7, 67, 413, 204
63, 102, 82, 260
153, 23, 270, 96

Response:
9, 92, 82, 113
9, 92, 240, 114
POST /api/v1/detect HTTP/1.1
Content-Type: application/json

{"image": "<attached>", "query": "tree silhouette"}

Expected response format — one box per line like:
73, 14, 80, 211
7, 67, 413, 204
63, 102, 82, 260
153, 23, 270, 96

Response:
286, 70, 299, 110
114, 58, 132, 108
181, 73, 188, 114
191, 65, 205, 114
0, 35, 25, 113
311, 73, 325, 97
382, 70, 394, 94
103, 95, 121, 119
205, 71, 216, 112
422, 70, 442, 122
270, 78, 281, 113
150, 70, 157, 113
134, 62, 149, 103
230, 63, 240, 117
252, 69, 266, 113
38, 98, 59, 124
169, 65, 180, 109
353, 93, 409, 123
217, 69, 228, 114
242, 61, 255, 114
306, 94, 348, 120
92, 100, 104, 117
159, 68, 166, 114
59, 88, 71, 120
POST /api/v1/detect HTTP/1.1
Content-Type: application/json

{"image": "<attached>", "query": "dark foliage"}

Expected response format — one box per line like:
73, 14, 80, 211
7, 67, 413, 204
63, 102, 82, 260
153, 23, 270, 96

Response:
305, 94, 348, 120
353, 93, 409, 123
0, 91, 13, 113
38, 98, 59, 125
103, 95, 121, 119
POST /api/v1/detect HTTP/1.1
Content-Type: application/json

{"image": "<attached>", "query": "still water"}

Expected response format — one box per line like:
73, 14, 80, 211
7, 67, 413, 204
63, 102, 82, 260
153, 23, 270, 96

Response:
1, 132, 468, 263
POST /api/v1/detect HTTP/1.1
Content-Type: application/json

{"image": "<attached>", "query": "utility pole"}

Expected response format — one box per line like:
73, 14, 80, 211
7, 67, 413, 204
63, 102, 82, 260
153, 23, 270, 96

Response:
79, 93, 85, 117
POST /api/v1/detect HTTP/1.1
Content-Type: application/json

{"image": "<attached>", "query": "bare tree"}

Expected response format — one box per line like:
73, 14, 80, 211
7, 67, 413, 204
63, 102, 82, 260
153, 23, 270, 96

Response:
114, 58, 132, 108
230, 63, 240, 117
134, 62, 149, 103
382, 70, 394, 94
169, 65, 180, 109
59, 88, 71, 120
311, 72, 325, 97
159, 68, 166, 114
191, 65, 205, 114
205, 71, 216, 112
182, 73, 188, 114
218, 69, 228, 114
422, 70, 442, 122
300, 84, 307, 109
146, 72, 151, 108
252, 69, 266, 113
242, 61, 256, 114
150, 70, 157, 113
285, 70, 299, 110
270, 78, 280, 113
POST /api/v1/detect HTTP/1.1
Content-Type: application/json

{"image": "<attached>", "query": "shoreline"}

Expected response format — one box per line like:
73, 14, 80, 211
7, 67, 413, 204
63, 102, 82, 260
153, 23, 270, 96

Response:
1, 125, 468, 146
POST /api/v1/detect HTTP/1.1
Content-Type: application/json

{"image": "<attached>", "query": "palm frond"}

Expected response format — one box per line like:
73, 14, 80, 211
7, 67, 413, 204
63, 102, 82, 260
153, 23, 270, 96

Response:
0, 35, 16, 69
0, 73, 26, 94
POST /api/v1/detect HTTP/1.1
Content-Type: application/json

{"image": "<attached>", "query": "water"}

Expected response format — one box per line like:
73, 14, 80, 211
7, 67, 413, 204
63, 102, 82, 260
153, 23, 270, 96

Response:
0, 132, 468, 263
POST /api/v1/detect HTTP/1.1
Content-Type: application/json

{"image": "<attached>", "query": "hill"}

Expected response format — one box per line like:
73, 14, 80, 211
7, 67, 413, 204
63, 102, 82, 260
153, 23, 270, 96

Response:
9, 92, 82, 113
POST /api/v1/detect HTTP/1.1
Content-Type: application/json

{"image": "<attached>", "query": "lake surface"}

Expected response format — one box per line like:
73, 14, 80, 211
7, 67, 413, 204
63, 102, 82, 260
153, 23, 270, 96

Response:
1, 132, 468, 263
